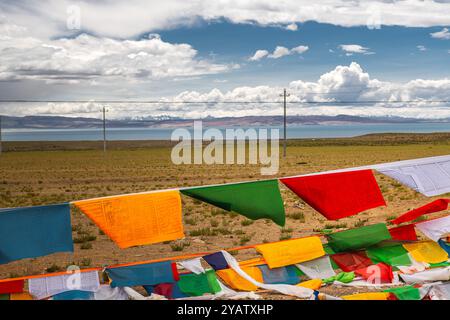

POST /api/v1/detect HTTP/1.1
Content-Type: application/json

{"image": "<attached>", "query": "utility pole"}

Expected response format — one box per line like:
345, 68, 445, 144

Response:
102, 106, 107, 153
280, 89, 290, 158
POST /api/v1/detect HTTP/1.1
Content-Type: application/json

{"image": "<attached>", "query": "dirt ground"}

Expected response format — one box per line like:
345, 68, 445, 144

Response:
0, 133, 449, 298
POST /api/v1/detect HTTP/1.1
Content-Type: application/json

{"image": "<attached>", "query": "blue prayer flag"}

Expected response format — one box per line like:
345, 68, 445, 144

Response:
52, 290, 94, 300
257, 265, 300, 285
106, 261, 177, 288
0, 203, 73, 264
203, 252, 228, 270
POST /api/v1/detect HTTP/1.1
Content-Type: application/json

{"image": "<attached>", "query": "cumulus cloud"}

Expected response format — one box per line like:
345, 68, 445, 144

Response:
0, 18, 231, 83
250, 45, 309, 61
2, 1, 450, 39
285, 23, 298, 31
4, 62, 450, 119
249, 50, 269, 61
339, 44, 374, 56
430, 28, 450, 40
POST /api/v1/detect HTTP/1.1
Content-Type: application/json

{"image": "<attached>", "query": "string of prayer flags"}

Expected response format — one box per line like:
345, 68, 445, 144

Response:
354, 263, 394, 284
326, 223, 392, 253
415, 214, 450, 242
0, 203, 73, 264
255, 236, 325, 269
203, 252, 228, 271
375, 155, 450, 197
73, 191, 184, 249
181, 180, 286, 226
331, 251, 373, 272
28, 270, 100, 300
403, 241, 449, 264
391, 199, 449, 224
389, 224, 418, 241
280, 170, 386, 220
106, 261, 179, 288
216, 267, 263, 291
0, 279, 24, 295
366, 244, 412, 266
257, 265, 300, 285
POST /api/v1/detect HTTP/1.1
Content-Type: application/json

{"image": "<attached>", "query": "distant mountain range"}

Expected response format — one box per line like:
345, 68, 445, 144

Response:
1, 115, 450, 129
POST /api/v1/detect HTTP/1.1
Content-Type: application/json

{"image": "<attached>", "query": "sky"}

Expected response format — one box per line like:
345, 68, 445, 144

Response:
1, 0, 450, 119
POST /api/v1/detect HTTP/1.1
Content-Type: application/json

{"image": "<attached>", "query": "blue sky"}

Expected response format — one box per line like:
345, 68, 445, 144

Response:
1, 0, 450, 119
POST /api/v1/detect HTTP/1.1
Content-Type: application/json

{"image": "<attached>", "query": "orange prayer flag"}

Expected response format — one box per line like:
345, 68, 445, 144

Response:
297, 279, 322, 290
239, 257, 267, 268
216, 267, 263, 291
255, 236, 325, 269
10, 292, 33, 300
74, 191, 184, 248
342, 292, 391, 300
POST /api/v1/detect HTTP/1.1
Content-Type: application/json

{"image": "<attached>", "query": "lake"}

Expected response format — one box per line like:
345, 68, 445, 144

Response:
2, 123, 449, 141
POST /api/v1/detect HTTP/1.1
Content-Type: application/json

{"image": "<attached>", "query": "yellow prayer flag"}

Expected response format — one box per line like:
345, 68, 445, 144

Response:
216, 267, 263, 291
297, 279, 322, 290
10, 292, 33, 300
239, 257, 266, 268
403, 241, 448, 264
74, 191, 184, 248
342, 292, 390, 300
255, 236, 325, 268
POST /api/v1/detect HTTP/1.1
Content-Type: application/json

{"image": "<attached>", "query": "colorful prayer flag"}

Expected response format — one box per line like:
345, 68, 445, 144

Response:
327, 223, 391, 253
257, 265, 300, 285
177, 270, 222, 296
342, 292, 391, 300
181, 180, 286, 226
331, 251, 373, 272
74, 191, 184, 249
255, 236, 325, 268
203, 252, 228, 270
366, 244, 412, 266
403, 241, 448, 264
354, 263, 394, 284
0, 203, 73, 264
388, 224, 418, 241
280, 170, 386, 220
0, 279, 24, 294
216, 267, 263, 291
415, 214, 450, 242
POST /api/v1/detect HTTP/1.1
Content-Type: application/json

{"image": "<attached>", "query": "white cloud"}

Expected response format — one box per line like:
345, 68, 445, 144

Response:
430, 28, 450, 40
5, 62, 450, 119
285, 23, 298, 31
249, 49, 269, 61
339, 44, 373, 55
3, 1, 450, 39
0, 19, 231, 83
417, 45, 427, 51
250, 45, 309, 61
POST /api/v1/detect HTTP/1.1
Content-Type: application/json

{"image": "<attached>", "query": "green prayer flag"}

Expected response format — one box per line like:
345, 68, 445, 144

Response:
177, 270, 221, 296
366, 244, 412, 266
384, 286, 421, 300
327, 223, 392, 253
181, 180, 286, 226
0, 294, 9, 300
429, 261, 450, 268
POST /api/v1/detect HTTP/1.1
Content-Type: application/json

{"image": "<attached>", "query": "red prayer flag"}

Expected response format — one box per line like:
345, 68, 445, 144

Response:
331, 251, 373, 272
388, 224, 418, 241
355, 263, 394, 284
0, 279, 24, 294
171, 262, 180, 281
391, 199, 450, 224
280, 170, 386, 220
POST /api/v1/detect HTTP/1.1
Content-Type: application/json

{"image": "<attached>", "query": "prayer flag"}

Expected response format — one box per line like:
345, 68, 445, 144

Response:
342, 292, 391, 300
280, 170, 386, 220
106, 261, 179, 288
0, 203, 73, 264
255, 236, 325, 268
438, 239, 450, 255
384, 286, 421, 300
296, 256, 336, 279
327, 223, 391, 253
354, 263, 394, 284
388, 224, 418, 241
415, 214, 450, 242
297, 279, 322, 290
10, 292, 33, 300
331, 251, 373, 272
391, 199, 449, 224
74, 191, 184, 249
177, 270, 222, 296
257, 265, 300, 285
403, 241, 448, 264
366, 244, 412, 266
376, 155, 450, 196
181, 180, 286, 226
52, 290, 94, 300
203, 252, 228, 270
0, 279, 24, 294
216, 267, 263, 291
